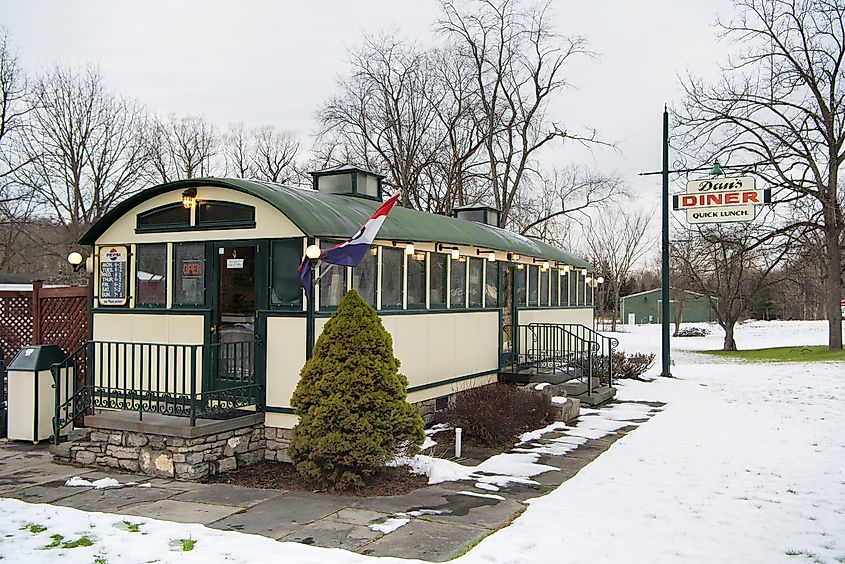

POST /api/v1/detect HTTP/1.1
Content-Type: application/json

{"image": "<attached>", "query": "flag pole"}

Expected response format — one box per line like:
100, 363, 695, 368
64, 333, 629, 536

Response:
306, 240, 317, 360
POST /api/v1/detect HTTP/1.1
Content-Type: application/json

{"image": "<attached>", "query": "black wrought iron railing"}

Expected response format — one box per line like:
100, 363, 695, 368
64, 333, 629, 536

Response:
501, 322, 619, 395
51, 339, 263, 442
503, 323, 596, 394
543, 323, 619, 387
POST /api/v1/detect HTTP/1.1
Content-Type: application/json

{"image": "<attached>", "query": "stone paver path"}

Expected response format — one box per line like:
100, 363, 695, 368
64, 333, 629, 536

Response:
0, 400, 662, 561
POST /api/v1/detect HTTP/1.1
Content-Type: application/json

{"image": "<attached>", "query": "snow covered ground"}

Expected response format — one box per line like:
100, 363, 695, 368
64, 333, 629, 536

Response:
1, 320, 842, 563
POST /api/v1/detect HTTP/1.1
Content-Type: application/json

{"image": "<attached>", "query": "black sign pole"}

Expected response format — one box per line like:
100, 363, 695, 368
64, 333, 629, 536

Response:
661, 107, 672, 378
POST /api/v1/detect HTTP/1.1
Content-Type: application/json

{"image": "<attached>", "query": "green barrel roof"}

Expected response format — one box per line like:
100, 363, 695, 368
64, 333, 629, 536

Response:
80, 177, 592, 269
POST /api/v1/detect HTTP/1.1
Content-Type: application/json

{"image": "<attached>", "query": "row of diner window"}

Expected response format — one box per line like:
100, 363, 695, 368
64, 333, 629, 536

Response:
129, 239, 594, 311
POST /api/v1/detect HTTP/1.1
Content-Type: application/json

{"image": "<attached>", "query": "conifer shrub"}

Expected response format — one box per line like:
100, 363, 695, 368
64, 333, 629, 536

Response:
288, 290, 424, 490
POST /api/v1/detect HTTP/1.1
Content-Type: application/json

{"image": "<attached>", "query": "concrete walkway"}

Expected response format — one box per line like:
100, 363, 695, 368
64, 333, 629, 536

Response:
0, 401, 661, 561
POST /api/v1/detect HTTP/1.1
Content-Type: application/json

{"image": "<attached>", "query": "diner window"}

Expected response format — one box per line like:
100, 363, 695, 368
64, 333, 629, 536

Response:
586, 278, 594, 306
450, 257, 466, 309
381, 247, 404, 309
539, 268, 549, 307
550, 268, 559, 306
135, 243, 167, 307
429, 253, 447, 309
407, 252, 426, 309
173, 242, 205, 306
352, 247, 377, 307
319, 240, 347, 310
136, 203, 190, 232
528, 265, 539, 307
196, 201, 255, 229
569, 272, 577, 306
515, 266, 526, 307
577, 271, 586, 306
468, 258, 483, 308
485, 260, 498, 308
270, 239, 303, 309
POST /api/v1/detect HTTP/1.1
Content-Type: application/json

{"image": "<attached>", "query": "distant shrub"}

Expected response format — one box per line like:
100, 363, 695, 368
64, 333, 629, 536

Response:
582, 351, 656, 384
434, 383, 556, 448
618, 352, 656, 379
676, 327, 709, 337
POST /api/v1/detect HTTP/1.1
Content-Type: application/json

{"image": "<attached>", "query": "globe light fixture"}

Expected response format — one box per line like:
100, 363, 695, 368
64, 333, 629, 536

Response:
305, 245, 322, 259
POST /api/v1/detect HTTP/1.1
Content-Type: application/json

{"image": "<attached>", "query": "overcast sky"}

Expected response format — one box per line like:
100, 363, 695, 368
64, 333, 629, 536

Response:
3, 0, 736, 203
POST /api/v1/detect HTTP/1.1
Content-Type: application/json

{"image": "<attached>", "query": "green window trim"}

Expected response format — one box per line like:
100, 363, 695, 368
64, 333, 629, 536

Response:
134, 243, 167, 308
136, 203, 190, 233
196, 201, 256, 229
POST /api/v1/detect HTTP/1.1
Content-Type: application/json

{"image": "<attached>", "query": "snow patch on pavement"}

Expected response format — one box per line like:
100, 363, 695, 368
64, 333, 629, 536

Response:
368, 518, 410, 534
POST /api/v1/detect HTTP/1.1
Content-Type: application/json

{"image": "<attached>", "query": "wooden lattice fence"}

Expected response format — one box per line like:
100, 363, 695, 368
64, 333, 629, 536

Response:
0, 281, 90, 364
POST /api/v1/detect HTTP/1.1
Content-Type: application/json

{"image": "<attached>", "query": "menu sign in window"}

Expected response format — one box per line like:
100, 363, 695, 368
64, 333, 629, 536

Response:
99, 245, 128, 306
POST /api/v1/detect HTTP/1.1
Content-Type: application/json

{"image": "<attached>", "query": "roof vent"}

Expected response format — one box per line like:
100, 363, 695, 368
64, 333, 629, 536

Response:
309, 164, 385, 201
452, 204, 500, 227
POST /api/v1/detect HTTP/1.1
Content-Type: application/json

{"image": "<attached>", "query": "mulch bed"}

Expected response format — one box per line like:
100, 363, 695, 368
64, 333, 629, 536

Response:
206, 460, 429, 497
425, 428, 512, 460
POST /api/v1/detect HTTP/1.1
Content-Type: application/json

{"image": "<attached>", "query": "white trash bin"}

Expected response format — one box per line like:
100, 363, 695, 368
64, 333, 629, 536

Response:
7, 345, 70, 443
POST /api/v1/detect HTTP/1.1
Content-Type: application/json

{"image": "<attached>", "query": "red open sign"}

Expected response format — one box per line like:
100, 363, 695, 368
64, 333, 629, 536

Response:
182, 261, 203, 277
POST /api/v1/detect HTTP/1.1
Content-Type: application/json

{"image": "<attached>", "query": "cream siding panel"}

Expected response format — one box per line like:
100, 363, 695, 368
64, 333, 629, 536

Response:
90, 313, 205, 402
264, 412, 299, 429
407, 373, 498, 405
96, 186, 303, 245
380, 311, 499, 390
518, 308, 594, 327
265, 317, 307, 410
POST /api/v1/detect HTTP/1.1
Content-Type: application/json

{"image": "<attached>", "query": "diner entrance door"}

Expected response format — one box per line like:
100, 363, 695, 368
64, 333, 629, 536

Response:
209, 242, 263, 394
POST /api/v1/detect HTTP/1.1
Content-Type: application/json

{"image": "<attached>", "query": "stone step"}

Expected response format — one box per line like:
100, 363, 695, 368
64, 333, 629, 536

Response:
577, 386, 617, 406
499, 368, 581, 385
560, 381, 588, 396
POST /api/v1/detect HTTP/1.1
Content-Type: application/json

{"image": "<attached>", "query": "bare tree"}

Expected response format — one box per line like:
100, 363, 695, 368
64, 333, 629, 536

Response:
424, 45, 488, 213
586, 206, 653, 331
678, 222, 794, 350
0, 30, 32, 201
669, 238, 699, 336
676, 0, 845, 350
438, 0, 600, 228
224, 124, 300, 183
223, 123, 251, 179
513, 165, 626, 238
14, 65, 151, 254
316, 34, 444, 209
149, 114, 220, 182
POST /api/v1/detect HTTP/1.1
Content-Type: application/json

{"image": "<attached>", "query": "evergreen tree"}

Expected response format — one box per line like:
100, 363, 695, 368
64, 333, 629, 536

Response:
288, 289, 424, 489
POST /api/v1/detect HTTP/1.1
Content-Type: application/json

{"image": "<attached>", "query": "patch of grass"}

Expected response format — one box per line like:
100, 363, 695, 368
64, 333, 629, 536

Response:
451, 536, 486, 559
122, 521, 142, 533
41, 534, 64, 549
699, 345, 845, 363
41, 533, 94, 550
62, 535, 93, 548
94, 557, 108, 564
180, 539, 196, 552
20, 524, 47, 534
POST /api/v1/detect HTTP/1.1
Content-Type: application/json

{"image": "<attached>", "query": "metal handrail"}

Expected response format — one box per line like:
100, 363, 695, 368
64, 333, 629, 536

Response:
529, 323, 619, 387
51, 339, 263, 443
505, 323, 596, 394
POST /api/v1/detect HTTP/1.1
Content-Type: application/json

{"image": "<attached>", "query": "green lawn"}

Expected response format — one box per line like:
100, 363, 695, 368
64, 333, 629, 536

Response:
699, 345, 845, 363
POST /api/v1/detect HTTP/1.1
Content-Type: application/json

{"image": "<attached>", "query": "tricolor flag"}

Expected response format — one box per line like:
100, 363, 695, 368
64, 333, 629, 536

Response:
299, 192, 401, 297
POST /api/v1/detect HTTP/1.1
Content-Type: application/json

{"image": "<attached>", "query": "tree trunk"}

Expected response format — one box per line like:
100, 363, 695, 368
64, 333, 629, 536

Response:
824, 223, 843, 350
723, 322, 737, 351
611, 286, 620, 332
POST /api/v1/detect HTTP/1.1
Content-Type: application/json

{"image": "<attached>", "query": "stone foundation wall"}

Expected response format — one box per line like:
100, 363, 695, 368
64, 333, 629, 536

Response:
412, 398, 437, 425
265, 427, 292, 463
53, 423, 265, 481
